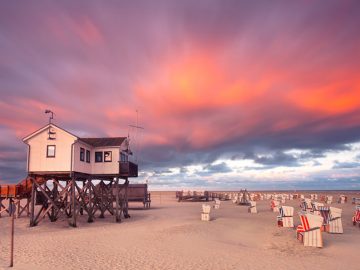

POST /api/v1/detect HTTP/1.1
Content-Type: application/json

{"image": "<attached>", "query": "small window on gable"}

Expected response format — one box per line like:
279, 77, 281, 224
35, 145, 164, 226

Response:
95, 151, 103, 163
86, 150, 90, 163
47, 145, 56, 158
80, 147, 85, 162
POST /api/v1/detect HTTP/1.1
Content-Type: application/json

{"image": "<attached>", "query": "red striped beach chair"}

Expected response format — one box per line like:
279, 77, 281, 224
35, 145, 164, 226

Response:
352, 205, 360, 227
270, 200, 280, 212
277, 206, 294, 227
297, 212, 323, 248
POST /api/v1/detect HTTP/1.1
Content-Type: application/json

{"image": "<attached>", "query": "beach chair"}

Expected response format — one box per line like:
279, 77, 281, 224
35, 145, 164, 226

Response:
297, 212, 323, 248
201, 204, 211, 221
277, 206, 294, 227
271, 200, 280, 212
214, 198, 221, 209
248, 201, 257, 214
318, 206, 330, 232
352, 198, 360, 205
300, 198, 312, 212
352, 205, 360, 227
311, 202, 324, 216
328, 207, 343, 234
338, 195, 347, 204
232, 195, 238, 204
325, 196, 333, 204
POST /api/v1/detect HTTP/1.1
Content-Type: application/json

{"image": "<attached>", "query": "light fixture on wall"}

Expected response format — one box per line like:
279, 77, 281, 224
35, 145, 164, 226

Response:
45, 109, 56, 140
45, 109, 55, 124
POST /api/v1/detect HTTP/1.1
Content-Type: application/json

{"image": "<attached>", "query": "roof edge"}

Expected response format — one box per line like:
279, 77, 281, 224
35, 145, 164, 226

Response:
22, 123, 79, 142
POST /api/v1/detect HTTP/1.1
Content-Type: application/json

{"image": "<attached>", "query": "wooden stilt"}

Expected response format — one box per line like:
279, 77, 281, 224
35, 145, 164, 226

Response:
87, 179, 94, 223
10, 198, 15, 267
99, 181, 105, 218
124, 178, 130, 218
69, 178, 77, 227
115, 178, 121, 223
26, 197, 30, 217
30, 178, 36, 227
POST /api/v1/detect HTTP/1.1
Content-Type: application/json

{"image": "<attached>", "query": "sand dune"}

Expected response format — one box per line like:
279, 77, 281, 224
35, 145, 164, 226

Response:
0, 192, 359, 270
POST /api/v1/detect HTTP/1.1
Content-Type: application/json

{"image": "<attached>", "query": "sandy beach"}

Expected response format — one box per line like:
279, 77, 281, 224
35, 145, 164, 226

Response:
0, 191, 359, 270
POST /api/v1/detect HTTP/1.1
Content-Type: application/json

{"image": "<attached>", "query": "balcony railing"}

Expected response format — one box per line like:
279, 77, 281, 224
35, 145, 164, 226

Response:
119, 161, 138, 177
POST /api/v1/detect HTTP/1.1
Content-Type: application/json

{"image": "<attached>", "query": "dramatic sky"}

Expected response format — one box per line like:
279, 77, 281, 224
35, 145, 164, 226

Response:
1, 0, 360, 190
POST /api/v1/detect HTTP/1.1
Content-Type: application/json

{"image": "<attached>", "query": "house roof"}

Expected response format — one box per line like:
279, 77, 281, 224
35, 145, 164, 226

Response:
79, 137, 126, 147
22, 123, 78, 142
23, 123, 127, 148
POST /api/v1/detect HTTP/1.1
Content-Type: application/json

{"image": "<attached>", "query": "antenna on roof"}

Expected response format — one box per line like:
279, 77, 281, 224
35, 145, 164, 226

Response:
128, 109, 144, 163
45, 109, 55, 124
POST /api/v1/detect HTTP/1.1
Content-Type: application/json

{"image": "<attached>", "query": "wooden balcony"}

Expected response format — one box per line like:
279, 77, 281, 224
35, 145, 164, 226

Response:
119, 161, 138, 177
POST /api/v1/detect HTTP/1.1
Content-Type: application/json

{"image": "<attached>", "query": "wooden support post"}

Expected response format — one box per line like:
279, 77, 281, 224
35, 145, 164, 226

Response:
50, 180, 58, 222
30, 178, 36, 227
16, 199, 20, 218
124, 178, 130, 218
87, 179, 94, 223
115, 178, 121, 223
26, 197, 30, 217
69, 178, 77, 227
10, 198, 15, 267
99, 181, 105, 218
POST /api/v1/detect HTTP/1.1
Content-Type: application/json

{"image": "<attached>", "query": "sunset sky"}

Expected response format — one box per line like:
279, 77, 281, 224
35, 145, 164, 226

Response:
1, 1, 360, 190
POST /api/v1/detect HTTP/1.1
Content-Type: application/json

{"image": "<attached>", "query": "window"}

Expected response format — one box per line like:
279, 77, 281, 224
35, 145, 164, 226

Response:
47, 145, 56, 158
86, 150, 90, 163
95, 152, 103, 163
104, 151, 112, 162
80, 147, 85, 161
120, 152, 128, 162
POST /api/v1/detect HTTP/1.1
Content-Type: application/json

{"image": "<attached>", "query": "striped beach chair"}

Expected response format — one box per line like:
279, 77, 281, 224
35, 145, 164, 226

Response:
325, 195, 333, 204
352, 205, 360, 227
328, 207, 343, 234
352, 197, 360, 205
232, 195, 238, 204
201, 204, 211, 221
214, 198, 221, 209
312, 202, 324, 216
271, 200, 280, 212
277, 206, 294, 227
248, 201, 257, 214
297, 212, 323, 247
338, 195, 347, 204
319, 206, 330, 232
300, 198, 312, 212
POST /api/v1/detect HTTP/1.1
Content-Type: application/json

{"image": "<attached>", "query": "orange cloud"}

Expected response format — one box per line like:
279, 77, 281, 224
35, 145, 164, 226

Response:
289, 79, 360, 115
135, 51, 270, 116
